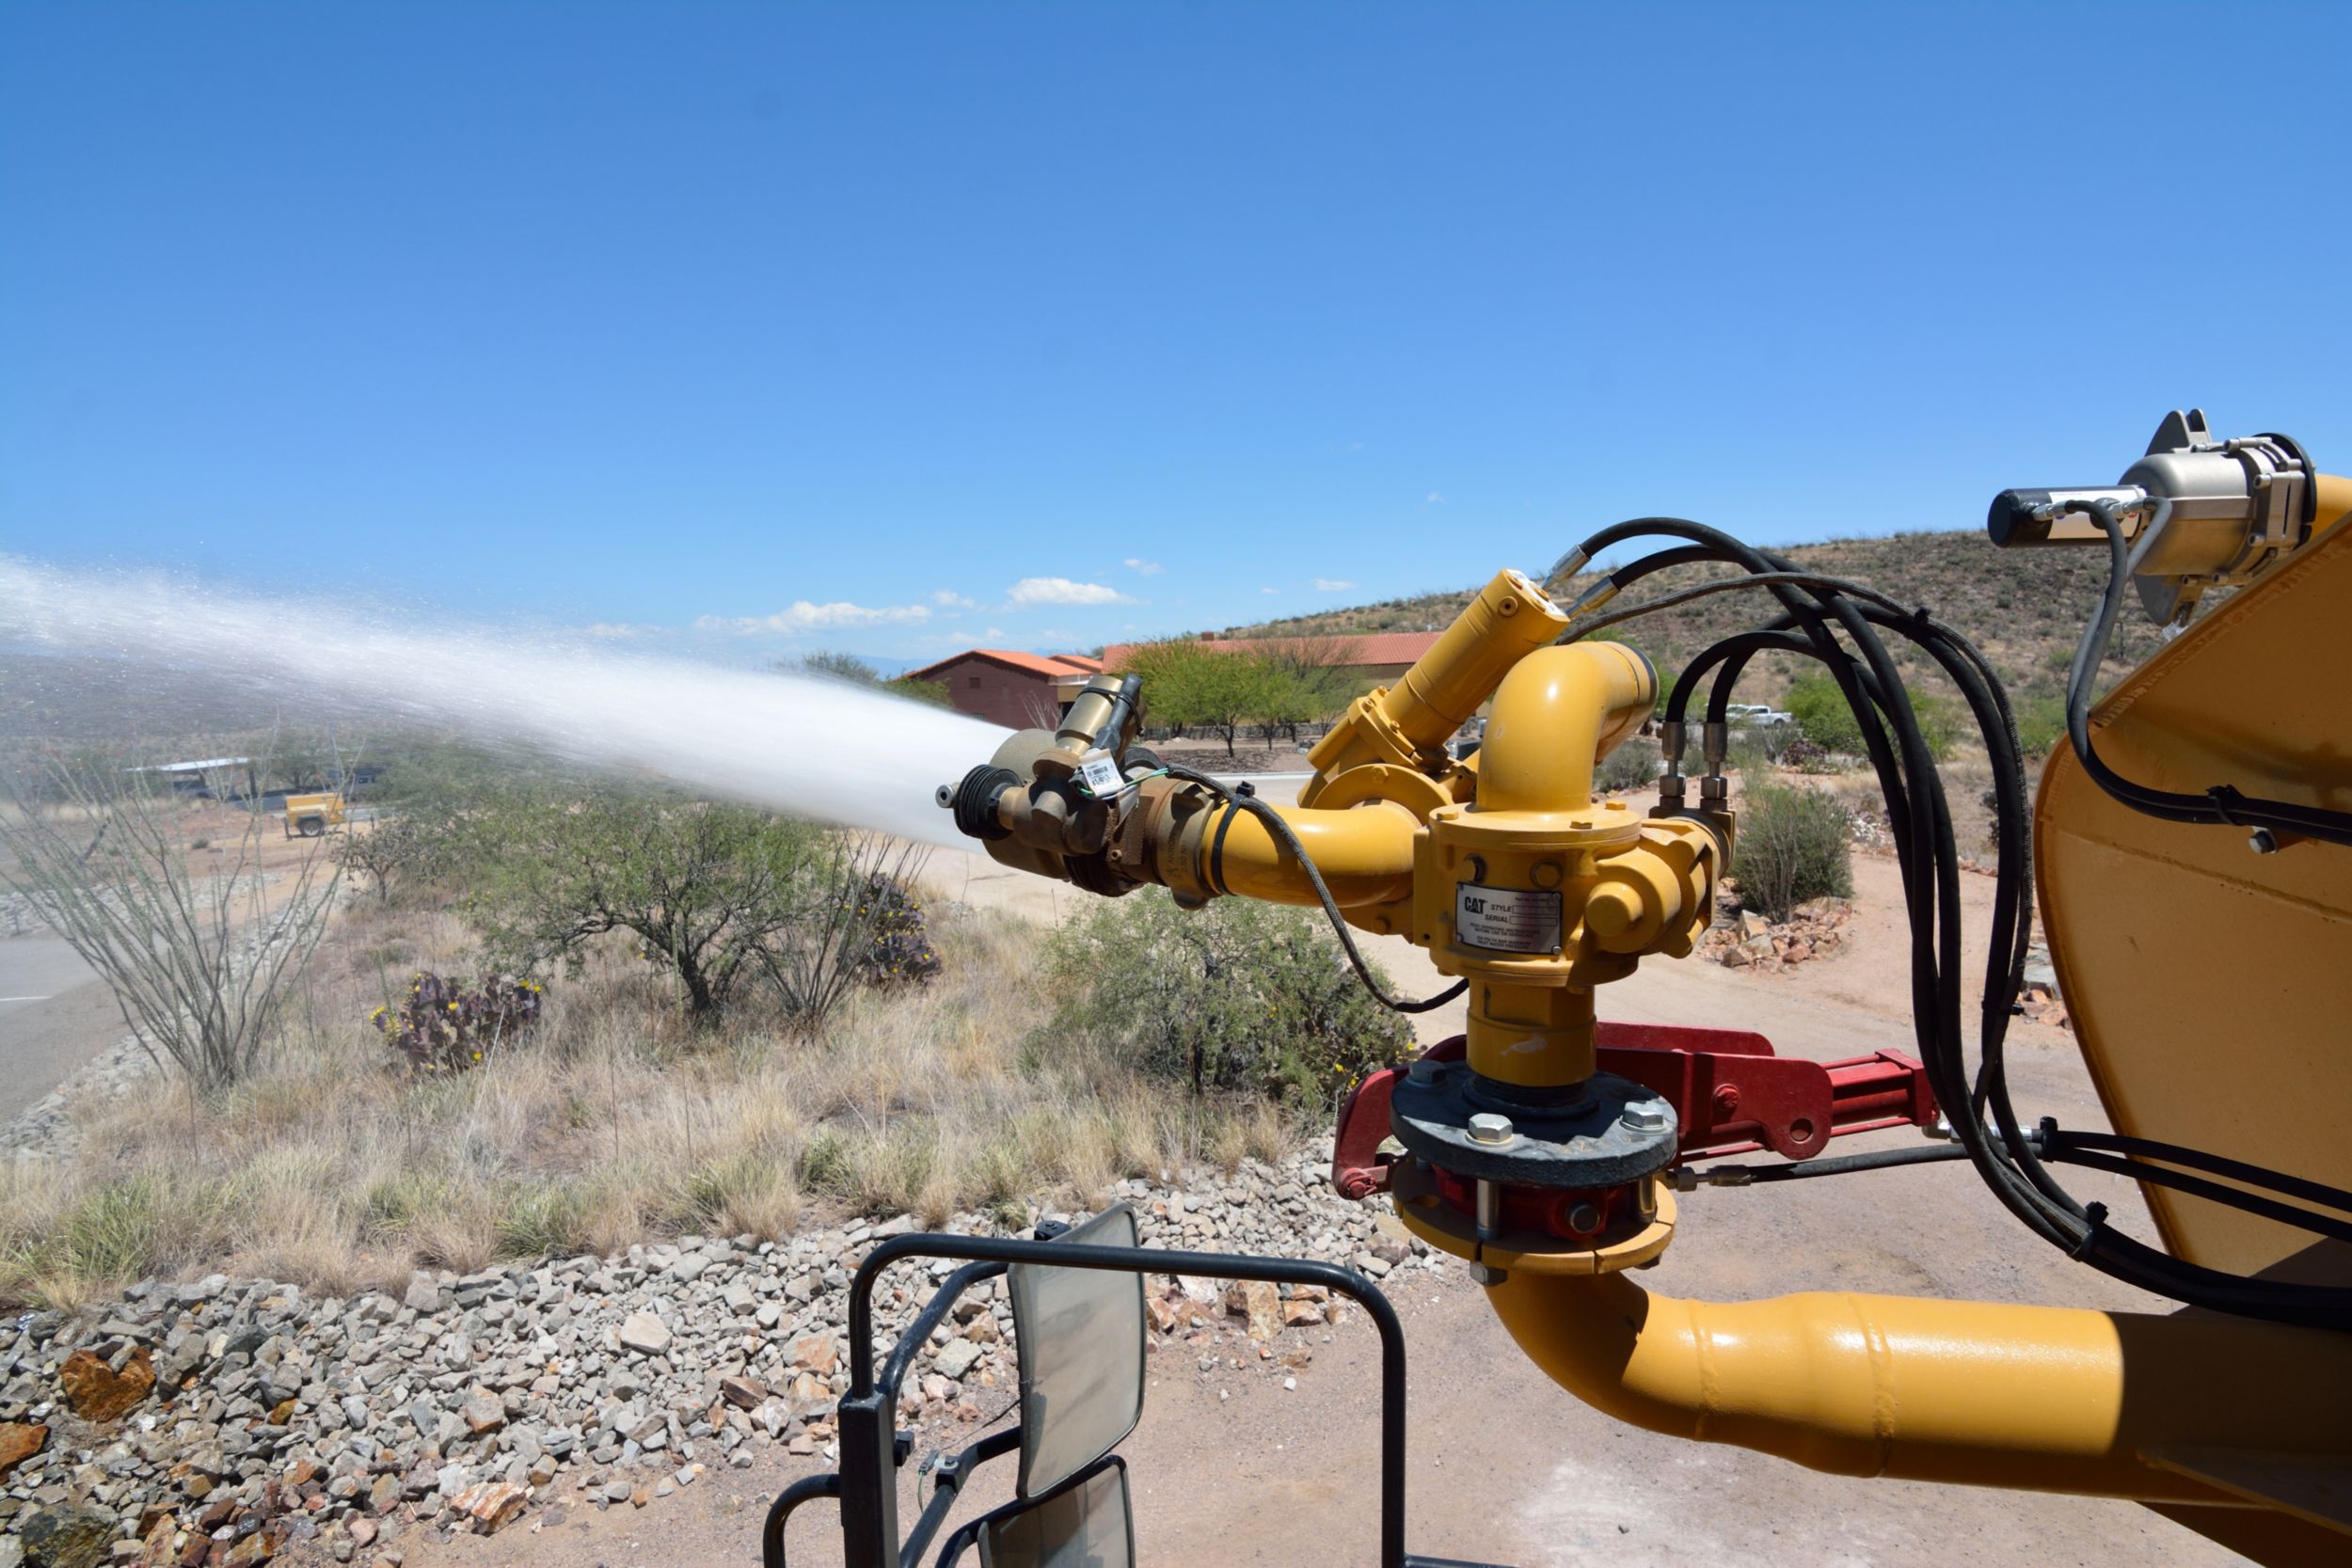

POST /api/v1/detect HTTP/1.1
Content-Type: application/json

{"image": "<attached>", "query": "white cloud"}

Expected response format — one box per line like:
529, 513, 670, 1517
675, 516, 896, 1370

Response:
1122, 558, 1163, 577
1260, 587, 1279, 594
581, 622, 649, 640
1007, 577, 1133, 607
931, 590, 976, 610
1425, 491, 1445, 503
1311, 578, 1357, 593
693, 600, 932, 636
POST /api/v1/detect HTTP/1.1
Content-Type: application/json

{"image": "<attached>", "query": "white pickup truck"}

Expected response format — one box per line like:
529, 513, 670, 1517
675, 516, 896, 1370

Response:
1724, 704, 1795, 728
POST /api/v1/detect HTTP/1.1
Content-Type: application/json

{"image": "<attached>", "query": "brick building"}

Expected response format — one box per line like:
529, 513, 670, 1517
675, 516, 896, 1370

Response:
903, 649, 1104, 729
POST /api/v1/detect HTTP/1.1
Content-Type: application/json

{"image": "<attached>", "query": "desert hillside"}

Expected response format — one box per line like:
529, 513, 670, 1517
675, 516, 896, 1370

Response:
1224, 530, 2172, 708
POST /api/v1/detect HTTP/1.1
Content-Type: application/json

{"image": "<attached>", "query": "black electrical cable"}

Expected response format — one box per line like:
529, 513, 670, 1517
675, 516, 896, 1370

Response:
1561, 518, 2352, 1326
2068, 499, 2352, 847
1158, 761, 1467, 1016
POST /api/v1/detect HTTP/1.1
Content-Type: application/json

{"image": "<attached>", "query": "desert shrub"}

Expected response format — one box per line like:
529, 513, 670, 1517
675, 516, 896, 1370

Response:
1594, 738, 1661, 794
2015, 691, 2069, 758
0, 749, 339, 1095
1785, 673, 1954, 762
1779, 736, 1833, 773
761, 839, 940, 1035
463, 786, 825, 1017
461, 784, 936, 1026
1735, 784, 1854, 921
1039, 895, 1413, 1107
1725, 735, 1772, 782
335, 813, 433, 904
883, 675, 956, 708
371, 971, 545, 1073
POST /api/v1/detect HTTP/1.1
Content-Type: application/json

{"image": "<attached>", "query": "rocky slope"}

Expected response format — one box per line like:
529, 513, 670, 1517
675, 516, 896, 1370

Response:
0, 1143, 1437, 1568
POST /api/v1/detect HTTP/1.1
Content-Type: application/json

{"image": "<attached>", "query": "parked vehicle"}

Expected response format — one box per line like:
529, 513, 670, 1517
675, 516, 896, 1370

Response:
282, 791, 346, 838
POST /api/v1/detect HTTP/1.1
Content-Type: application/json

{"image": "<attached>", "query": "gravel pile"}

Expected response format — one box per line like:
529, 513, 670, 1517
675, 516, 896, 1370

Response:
0, 1140, 1438, 1567
0, 1035, 159, 1163
1700, 896, 1852, 973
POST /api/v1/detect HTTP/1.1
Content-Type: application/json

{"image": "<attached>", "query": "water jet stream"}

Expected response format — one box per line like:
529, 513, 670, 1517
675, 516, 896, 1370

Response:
0, 560, 1007, 847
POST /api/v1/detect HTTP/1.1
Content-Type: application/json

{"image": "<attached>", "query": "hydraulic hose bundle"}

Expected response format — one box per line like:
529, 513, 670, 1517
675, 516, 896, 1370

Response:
1549, 516, 2352, 1327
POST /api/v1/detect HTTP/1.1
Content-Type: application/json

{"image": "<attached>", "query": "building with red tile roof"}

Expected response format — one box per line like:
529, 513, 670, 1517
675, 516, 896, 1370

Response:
903, 649, 1105, 728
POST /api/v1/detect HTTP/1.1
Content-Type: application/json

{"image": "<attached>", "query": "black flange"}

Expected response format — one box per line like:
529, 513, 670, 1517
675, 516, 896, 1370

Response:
1389, 1058, 1677, 1188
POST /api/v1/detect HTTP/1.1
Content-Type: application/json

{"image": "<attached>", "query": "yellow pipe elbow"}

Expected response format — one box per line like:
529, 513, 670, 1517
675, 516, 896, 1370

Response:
1484, 1271, 2352, 1502
1478, 641, 1655, 816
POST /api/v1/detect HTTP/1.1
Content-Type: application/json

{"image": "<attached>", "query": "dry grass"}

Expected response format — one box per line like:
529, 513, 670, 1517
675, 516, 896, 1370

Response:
0, 891, 1298, 1309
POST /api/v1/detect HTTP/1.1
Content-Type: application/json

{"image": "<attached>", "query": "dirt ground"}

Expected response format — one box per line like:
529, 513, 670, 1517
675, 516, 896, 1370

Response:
374, 784, 2251, 1568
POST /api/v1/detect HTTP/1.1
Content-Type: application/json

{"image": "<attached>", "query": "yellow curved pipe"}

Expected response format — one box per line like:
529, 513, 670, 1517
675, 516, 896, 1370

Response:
1205, 800, 1421, 910
1485, 1271, 2352, 1502
1478, 640, 1656, 816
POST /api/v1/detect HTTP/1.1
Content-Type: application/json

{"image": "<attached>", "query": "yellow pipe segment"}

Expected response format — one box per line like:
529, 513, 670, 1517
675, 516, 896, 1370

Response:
1200, 799, 1422, 911
1302, 568, 1570, 794
1484, 1270, 2352, 1502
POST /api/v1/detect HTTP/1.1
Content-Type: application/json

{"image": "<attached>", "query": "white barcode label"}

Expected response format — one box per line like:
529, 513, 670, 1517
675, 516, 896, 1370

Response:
1454, 884, 1563, 954
1076, 753, 1124, 796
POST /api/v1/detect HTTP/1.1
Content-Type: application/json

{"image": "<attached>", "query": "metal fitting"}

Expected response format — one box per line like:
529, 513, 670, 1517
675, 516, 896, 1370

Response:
1565, 1202, 1602, 1234
1407, 1058, 1442, 1086
1619, 1101, 1670, 1133
1468, 1113, 1517, 1146
1700, 721, 1729, 777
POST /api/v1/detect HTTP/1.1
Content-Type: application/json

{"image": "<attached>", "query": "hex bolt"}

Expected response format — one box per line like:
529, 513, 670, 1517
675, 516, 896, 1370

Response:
1620, 1101, 1671, 1133
1468, 1113, 1516, 1146
1476, 1179, 1502, 1243
1406, 1058, 1442, 1086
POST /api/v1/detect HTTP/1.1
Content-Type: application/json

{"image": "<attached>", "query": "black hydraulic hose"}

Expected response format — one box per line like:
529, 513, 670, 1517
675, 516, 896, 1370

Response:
2040, 1126, 2352, 1215
1160, 761, 1467, 1016
1661, 629, 1823, 725
1838, 598, 2046, 1201
2068, 500, 2352, 847
1569, 531, 1964, 1192
1570, 532, 2074, 1253
1572, 517, 2352, 1324
2039, 1147, 2352, 1247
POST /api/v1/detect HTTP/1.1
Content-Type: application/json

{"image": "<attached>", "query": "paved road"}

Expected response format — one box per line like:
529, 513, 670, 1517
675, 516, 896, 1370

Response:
0, 932, 122, 1121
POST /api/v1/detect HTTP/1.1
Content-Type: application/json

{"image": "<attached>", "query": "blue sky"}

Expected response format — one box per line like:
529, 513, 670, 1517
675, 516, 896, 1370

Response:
6, 2, 2350, 664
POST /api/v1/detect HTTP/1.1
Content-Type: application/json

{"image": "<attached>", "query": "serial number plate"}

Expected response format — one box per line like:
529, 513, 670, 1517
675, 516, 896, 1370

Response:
1075, 753, 1124, 795
1454, 884, 1563, 954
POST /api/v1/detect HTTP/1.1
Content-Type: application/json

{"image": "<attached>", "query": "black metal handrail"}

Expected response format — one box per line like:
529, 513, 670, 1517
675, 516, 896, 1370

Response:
845, 1232, 1410, 1568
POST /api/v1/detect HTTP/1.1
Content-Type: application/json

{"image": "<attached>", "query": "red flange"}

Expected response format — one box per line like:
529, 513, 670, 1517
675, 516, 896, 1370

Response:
1329, 1025, 1938, 1198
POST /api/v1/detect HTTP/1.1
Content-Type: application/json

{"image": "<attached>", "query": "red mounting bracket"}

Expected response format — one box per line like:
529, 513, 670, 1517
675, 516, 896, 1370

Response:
1329, 1022, 1939, 1200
